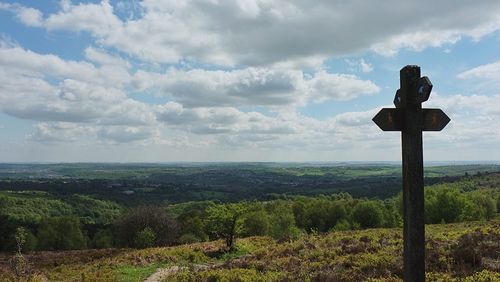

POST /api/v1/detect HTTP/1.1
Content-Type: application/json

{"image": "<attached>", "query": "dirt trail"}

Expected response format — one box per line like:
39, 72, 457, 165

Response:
143, 262, 226, 282
143, 265, 183, 282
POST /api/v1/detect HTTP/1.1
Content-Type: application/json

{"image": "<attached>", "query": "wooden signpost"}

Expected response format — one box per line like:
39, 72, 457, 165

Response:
373, 65, 450, 282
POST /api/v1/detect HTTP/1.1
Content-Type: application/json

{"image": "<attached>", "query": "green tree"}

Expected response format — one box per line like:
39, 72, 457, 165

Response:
134, 227, 156, 249
425, 186, 465, 223
114, 206, 179, 248
92, 228, 114, 249
268, 202, 301, 240
242, 209, 270, 236
469, 192, 496, 220
352, 200, 384, 229
177, 210, 208, 243
206, 203, 247, 250
0, 215, 16, 252
37, 217, 86, 250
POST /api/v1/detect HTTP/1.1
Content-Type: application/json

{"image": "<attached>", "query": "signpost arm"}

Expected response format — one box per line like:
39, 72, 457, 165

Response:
400, 66, 425, 282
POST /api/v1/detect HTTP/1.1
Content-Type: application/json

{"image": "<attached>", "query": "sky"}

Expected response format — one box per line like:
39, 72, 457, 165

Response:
0, 0, 499, 162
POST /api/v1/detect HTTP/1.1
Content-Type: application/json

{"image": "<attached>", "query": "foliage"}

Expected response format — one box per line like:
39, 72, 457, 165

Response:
292, 196, 348, 232
92, 228, 113, 249
241, 209, 270, 237
206, 202, 247, 250
177, 211, 208, 243
352, 200, 385, 228
1, 220, 499, 281
134, 227, 156, 249
0, 214, 17, 252
0, 191, 121, 226
451, 229, 500, 268
267, 201, 301, 240
9, 227, 31, 279
114, 206, 179, 248
36, 216, 86, 251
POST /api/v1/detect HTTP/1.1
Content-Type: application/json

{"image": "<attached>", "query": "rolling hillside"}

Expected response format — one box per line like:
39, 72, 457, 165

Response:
1, 220, 499, 281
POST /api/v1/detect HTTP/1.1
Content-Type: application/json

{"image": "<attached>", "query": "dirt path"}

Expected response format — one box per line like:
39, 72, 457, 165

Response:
143, 254, 253, 282
143, 262, 226, 282
143, 265, 184, 282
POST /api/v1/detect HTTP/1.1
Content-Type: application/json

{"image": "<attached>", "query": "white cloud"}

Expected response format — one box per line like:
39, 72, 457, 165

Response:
1, 1, 500, 161
29, 122, 158, 144
15, 7, 43, 27
0, 46, 154, 126
371, 30, 462, 57
0, 46, 130, 87
359, 59, 373, 73
97, 126, 158, 143
137, 68, 378, 107
29, 122, 96, 142
9, 1, 500, 66
84, 47, 130, 69
44, 0, 122, 37
157, 102, 298, 135
306, 71, 379, 102
456, 61, 500, 94
154, 68, 302, 107
457, 61, 500, 82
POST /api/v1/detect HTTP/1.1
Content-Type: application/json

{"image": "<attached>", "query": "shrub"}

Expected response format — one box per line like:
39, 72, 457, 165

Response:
92, 228, 114, 249
352, 201, 384, 229
134, 227, 156, 249
114, 206, 179, 247
36, 216, 86, 250
242, 210, 270, 237
452, 230, 500, 269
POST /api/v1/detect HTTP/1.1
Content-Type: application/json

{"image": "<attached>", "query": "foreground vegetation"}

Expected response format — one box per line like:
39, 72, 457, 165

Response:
0, 220, 498, 281
1, 170, 499, 253
0, 164, 499, 280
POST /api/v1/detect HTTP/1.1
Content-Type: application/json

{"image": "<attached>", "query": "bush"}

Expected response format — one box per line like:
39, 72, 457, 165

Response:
352, 200, 384, 229
134, 227, 156, 249
425, 186, 465, 223
0, 215, 17, 251
114, 206, 179, 248
268, 202, 301, 240
242, 210, 270, 237
452, 230, 500, 268
36, 216, 86, 250
92, 228, 114, 249
179, 233, 202, 244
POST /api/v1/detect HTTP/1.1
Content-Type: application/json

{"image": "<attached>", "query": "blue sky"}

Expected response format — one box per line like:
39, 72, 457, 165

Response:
0, 0, 499, 162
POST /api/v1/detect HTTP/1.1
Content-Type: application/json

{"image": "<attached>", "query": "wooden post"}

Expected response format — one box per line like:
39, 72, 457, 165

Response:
400, 66, 425, 282
372, 65, 450, 282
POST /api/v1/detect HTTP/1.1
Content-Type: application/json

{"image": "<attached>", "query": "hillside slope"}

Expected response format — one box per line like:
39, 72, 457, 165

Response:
1, 220, 499, 281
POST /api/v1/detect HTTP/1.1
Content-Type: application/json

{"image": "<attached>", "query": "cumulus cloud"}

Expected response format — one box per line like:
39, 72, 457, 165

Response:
157, 102, 298, 135
29, 122, 96, 142
0, 43, 379, 146
359, 59, 373, 73
16, 7, 43, 27
0, 46, 130, 87
457, 61, 500, 83
1, 1, 499, 160
97, 126, 157, 143
137, 68, 378, 107
7, 1, 500, 66
306, 71, 379, 102
154, 68, 301, 107
0, 45, 154, 127
29, 122, 158, 144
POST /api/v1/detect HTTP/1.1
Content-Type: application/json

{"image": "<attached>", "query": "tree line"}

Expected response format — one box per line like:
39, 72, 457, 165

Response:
1, 182, 498, 252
